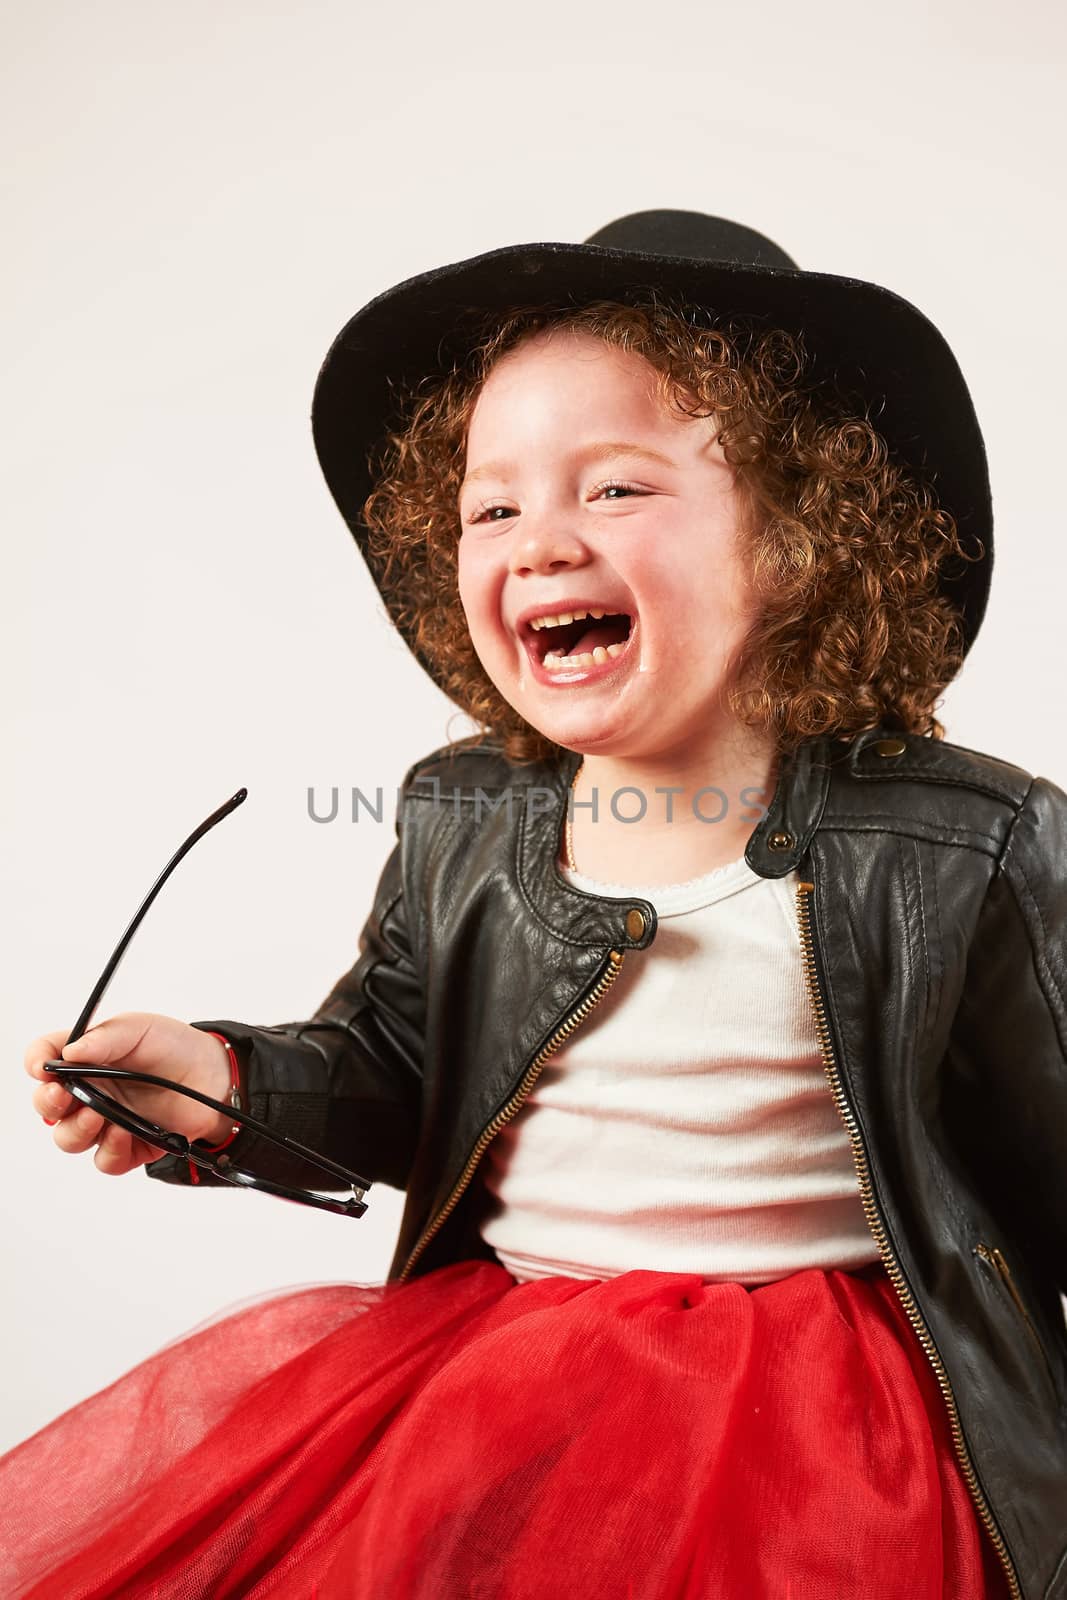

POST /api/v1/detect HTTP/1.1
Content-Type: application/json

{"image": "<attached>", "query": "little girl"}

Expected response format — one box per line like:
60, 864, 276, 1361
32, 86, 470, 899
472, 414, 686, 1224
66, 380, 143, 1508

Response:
10, 209, 1067, 1599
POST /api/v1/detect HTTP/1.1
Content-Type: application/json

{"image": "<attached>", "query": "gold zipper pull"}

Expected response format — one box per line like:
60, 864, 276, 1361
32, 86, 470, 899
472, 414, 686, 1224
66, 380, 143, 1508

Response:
975, 1241, 1058, 1393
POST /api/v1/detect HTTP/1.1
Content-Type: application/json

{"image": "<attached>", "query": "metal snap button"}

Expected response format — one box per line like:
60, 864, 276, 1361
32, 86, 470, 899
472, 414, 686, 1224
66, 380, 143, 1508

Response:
767, 829, 795, 852
625, 907, 647, 939
872, 737, 907, 758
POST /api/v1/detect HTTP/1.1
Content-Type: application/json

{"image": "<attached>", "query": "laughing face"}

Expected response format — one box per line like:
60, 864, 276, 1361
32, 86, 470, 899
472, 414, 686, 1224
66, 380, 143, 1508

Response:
456, 327, 764, 764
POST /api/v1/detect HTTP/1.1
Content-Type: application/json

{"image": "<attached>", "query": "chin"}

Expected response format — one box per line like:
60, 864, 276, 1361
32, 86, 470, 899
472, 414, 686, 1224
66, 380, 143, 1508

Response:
521, 704, 636, 756
488, 656, 640, 754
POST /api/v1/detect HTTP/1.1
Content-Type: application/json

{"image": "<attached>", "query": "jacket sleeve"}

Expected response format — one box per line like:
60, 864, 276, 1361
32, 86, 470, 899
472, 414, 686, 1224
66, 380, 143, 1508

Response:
947, 772, 1067, 1289
143, 829, 425, 1195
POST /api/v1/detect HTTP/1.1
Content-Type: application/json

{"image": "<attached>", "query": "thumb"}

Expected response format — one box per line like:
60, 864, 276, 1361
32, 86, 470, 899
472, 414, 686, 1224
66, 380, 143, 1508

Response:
61, 1015, 147, 1065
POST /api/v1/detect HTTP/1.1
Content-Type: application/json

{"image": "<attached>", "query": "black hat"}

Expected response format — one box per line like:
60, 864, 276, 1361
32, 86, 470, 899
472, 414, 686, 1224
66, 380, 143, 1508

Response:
311, 209, 993, 686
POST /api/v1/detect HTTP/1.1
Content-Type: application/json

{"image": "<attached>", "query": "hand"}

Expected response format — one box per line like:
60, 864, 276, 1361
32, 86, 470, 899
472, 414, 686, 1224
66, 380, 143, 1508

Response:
25, 1014, 236, 1177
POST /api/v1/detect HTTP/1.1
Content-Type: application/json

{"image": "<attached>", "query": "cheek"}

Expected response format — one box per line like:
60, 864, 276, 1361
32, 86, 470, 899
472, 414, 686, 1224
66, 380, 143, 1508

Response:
455, 544, 474, 618
456, 543, 502, 651
634, 549, 753, 656
627, 546, 700, 633
455, 541, 485, 621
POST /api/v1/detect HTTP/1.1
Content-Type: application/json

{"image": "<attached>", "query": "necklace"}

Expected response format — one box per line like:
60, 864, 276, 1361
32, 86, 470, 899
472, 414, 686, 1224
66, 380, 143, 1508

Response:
562, 760, 583, 872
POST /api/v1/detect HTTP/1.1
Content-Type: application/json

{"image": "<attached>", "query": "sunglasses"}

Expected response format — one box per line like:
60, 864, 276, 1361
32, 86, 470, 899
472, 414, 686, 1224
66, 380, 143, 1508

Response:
43, 789, 370, 1219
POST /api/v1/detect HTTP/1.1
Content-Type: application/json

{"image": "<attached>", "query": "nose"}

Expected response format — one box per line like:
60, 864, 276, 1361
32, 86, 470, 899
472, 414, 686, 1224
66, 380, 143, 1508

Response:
507, 508, 592, 578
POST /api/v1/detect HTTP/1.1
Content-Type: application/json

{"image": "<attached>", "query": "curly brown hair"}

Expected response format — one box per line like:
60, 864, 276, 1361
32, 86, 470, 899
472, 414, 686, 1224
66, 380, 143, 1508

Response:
361, 296, 984, 769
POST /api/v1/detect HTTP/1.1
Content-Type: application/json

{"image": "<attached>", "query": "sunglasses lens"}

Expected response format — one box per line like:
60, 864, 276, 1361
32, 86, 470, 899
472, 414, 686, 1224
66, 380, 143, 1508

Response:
51, 1069, 368, 1216
68, 1079, 182, 1155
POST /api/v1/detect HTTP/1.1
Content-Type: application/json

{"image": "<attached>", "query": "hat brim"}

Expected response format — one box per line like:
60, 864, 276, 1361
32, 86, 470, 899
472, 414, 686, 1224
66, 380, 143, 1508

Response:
311, 240, 992, 686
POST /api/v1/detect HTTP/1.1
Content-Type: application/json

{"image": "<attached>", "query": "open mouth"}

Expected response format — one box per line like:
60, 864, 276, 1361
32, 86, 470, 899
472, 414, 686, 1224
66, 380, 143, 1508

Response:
525, 608, 635, 672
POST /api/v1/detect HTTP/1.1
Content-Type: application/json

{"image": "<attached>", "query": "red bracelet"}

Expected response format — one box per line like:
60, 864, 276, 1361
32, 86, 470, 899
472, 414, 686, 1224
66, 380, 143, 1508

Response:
188, 1030, 243, 1186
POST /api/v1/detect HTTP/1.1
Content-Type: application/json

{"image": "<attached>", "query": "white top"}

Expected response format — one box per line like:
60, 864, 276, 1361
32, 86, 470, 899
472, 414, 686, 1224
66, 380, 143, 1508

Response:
478, 852, 882, 1285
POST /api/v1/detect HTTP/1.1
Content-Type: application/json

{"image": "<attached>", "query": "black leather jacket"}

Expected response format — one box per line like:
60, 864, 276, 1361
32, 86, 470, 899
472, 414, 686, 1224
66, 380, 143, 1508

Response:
146, 724, 1067, 1599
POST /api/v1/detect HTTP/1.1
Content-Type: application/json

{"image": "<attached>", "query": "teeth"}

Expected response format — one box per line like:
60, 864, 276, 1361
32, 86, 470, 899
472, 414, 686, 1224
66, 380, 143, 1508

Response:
529, 606, 610, 631
543, 641, 627, 671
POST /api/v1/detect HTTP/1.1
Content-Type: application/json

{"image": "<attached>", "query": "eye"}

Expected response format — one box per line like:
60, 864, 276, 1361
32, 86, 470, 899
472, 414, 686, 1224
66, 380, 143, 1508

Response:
592, 479, 644, 501
467, 503, 517, 525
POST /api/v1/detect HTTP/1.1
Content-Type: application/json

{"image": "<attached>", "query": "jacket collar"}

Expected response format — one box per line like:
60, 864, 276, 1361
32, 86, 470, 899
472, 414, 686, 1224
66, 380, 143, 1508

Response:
518, 730, 848, 952
744, 731, 838, 877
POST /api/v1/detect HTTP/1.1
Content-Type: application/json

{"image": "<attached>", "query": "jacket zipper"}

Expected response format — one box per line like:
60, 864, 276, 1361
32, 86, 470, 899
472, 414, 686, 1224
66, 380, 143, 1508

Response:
397, 949, 626, 1283
974, 1241, 1058, 1394
794, 879, 1022, 1600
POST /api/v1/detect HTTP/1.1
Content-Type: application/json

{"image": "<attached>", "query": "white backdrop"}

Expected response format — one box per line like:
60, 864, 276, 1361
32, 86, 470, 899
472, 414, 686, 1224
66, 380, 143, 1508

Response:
3, 0, 1065, 1452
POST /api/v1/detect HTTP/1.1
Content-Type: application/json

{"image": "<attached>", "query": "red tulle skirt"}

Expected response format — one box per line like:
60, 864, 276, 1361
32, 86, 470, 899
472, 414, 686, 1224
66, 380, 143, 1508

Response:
0, 1257, 1012, 1599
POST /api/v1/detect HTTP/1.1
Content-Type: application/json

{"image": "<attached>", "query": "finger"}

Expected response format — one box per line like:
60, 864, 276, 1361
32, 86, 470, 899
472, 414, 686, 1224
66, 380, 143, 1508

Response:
53, 1104, 107, 1155
94, 1122, 136, 1176
31, 1080, 74, 1120
24, 1033, 74, 1081
133, 1132, 170, 1167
